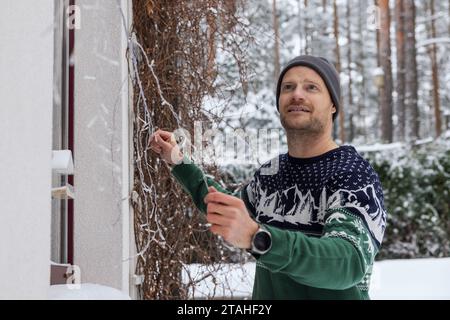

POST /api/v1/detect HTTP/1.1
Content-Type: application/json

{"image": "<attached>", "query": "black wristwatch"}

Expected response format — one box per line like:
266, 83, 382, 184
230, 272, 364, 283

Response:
250, 225, 272, 255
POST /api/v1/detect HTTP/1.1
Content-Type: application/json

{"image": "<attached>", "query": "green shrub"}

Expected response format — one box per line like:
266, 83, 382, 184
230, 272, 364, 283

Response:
362, 136, 450, 259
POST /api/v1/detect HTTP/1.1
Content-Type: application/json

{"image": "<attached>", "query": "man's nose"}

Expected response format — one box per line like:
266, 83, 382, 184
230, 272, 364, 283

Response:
291, 86, 306, 101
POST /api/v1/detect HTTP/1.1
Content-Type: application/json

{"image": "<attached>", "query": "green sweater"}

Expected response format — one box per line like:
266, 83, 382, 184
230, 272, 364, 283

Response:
171, 146, 387, 300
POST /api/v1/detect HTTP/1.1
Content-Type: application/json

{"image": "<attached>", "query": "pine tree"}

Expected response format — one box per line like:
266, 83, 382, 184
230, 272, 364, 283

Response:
404, 0, 420, 140
395, 0, 406, 141
428, 0, 442, 137
346, 0, 355, 142
273, 0, 281, 81
333, 0, 344, 143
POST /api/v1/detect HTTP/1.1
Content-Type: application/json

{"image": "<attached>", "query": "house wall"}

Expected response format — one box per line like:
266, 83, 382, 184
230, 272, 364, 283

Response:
0, 0, 54, 299
73, 0, 134, 297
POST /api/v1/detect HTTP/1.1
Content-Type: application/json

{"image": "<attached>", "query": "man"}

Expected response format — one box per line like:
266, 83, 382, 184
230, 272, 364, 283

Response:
150, 55, 387, 299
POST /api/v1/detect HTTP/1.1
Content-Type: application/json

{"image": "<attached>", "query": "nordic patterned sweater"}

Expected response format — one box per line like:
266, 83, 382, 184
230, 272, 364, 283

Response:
171, 145, 387, 300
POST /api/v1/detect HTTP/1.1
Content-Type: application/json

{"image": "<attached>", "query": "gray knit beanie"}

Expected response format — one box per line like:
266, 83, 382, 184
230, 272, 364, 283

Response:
276, 55, 341, 121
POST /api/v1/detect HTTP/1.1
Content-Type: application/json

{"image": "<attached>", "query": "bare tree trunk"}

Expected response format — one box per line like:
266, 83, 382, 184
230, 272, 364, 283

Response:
404, 0, 420, 140
378, 0, 393, 143
346, 0, 354, 142
321, 0, 329, 59
428, 0, 442, 137
357, 0, 367, 141
395, 0, 405, 141
446, 0, 450, 132
304, 0, 311, 55
375, 0, 381, 68
374, 0, 381, 142
273, 0, 281, 80
298, 0, 303, 55
333, 0, 344, 143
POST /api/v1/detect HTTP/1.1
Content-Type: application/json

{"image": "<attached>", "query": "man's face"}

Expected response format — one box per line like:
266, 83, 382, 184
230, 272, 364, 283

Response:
279, 66, 335, 134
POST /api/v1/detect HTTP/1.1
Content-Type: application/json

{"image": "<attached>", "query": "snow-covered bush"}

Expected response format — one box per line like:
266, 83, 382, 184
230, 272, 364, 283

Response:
362, 135, 450, 259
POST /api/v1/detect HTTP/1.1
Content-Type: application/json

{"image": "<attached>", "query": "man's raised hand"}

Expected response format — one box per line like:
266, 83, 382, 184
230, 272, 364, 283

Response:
149, 129, 184, 165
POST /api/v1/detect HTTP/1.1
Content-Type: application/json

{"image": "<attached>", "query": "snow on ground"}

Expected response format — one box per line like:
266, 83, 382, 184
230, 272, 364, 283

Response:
184, 258, 450, 300
183, 263, 255, 299
369, 258, 450, 300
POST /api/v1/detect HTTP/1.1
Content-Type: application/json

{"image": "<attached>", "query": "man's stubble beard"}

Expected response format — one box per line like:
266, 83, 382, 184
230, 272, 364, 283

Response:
280, 113, 325, 137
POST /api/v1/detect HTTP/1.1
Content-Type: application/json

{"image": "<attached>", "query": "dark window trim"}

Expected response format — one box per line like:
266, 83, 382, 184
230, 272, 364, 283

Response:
67, 0, 75, 265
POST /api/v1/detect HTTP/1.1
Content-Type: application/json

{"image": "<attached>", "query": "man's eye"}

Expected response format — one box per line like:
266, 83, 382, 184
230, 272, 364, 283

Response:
306, 84, 318, 91
282, 84, 294, 91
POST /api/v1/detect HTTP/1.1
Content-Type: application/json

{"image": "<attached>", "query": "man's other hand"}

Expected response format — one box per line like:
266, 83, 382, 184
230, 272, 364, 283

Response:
204, 186, 259, 249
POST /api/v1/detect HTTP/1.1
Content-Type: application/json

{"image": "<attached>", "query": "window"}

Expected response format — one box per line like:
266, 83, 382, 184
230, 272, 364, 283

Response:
51, 0, 74, 264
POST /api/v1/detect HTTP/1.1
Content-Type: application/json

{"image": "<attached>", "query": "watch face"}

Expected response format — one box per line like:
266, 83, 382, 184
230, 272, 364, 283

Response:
254, 230, 271, 251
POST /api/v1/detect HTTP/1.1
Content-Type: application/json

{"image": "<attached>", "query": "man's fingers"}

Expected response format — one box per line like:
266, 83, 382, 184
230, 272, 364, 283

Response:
208, 186, 218, 193
204, 190, 242, 206
150, 130, 174, 145
149, 139, 160, 148
156, 130, 175, 142
206, 202, 235, 217
209, 224, 228, 238
206, 212, 230, 226
149, 139, 161, 152
150, 145, 162, 153
148, 133, 157, 146
155, 134, 173, 149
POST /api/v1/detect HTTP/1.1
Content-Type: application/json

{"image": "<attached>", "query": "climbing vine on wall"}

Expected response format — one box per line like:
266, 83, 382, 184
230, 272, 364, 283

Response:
129, 0, 250, 299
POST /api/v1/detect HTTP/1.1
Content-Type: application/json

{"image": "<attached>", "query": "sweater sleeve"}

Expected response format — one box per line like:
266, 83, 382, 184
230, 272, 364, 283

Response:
256, 167, 386, 290
170, 159, 239, 214
257, 211, 374, 290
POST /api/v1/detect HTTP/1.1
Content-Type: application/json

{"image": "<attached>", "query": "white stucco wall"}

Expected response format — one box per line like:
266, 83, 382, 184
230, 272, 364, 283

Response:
73, 0, 133, 296
0, 0, 54, 299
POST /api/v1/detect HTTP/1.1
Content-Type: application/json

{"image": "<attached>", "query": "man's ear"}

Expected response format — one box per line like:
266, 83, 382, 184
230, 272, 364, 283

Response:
331, 104, 336, 113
